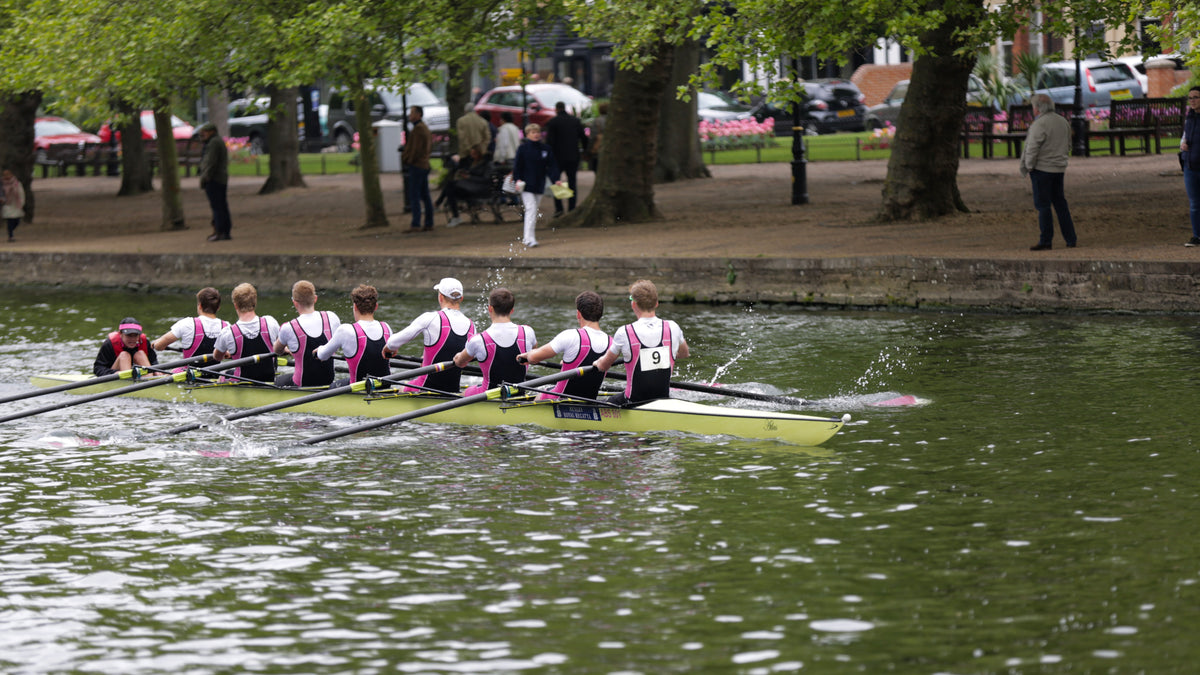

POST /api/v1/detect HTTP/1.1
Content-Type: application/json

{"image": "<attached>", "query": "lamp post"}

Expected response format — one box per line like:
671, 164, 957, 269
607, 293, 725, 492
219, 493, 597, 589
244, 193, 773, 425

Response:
791, 57, 809, 205
1070, 25, 1089, 156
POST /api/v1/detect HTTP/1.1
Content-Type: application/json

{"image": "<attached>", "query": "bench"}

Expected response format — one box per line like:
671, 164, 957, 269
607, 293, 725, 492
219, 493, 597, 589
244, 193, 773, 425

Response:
147, 137, 206, 176
34, 142, 112, 178
961, 106, 999, 159
1088, 98, 1184, 156
994, 103, 1077, 157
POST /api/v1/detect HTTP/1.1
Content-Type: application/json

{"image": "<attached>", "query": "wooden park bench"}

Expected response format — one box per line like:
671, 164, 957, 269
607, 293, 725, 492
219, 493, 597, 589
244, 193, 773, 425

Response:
34, 142, 112, 178
147, 137, 207, 176
960, 106, 999, 159
1088, 97, 1184, 156
993, 103, 1077, 158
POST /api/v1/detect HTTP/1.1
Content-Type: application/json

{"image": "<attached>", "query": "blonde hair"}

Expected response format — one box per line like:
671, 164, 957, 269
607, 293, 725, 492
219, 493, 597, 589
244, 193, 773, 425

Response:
231, 283, 257, 312
524, 123, 541, 136
292, 280, 317, 308
630, 279, 658, 312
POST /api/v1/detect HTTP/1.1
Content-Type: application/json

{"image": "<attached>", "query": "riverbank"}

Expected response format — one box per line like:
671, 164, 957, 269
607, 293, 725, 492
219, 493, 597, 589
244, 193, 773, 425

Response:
4, 154, 1198, 311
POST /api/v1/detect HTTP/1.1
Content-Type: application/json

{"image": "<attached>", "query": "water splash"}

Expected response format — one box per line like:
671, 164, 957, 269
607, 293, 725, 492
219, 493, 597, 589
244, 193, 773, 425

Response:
706, 304, 759, 385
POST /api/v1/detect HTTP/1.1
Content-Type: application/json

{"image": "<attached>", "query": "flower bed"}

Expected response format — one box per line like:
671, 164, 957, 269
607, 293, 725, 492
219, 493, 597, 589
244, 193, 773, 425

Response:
225, 137, 255, 163
699, 119, 777, 152
861, 123, 895, 151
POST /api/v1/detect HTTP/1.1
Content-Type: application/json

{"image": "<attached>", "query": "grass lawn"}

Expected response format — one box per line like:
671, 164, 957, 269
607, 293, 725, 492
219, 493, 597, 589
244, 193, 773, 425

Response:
227, 130, 1184, 176
228, 152, 362, 177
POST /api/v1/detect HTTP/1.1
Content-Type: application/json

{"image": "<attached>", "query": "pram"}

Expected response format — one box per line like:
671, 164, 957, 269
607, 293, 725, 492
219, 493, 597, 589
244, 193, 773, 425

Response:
438, 161, 522, 225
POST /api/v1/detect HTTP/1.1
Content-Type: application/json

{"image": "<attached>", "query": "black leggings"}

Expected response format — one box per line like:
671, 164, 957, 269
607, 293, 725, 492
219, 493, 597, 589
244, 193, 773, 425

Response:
5, 218, 18, 239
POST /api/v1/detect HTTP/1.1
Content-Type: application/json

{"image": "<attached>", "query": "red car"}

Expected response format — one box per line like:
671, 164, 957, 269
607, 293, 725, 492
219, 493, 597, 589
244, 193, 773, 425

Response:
97, 111, 195, 143
34, 116, 103, 162
35, 116, 102, 149
474, 83, 592, 127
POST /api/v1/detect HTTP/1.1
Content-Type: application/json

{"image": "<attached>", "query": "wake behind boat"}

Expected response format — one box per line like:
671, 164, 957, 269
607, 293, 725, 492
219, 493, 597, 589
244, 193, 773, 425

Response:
29, 372, 848, 446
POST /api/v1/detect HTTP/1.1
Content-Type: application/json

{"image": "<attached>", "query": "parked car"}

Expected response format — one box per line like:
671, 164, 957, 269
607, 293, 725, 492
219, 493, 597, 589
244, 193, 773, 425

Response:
474, 83, 591, 128
1034, 60, 1145, 110
34, 116, 103, 163
227, 98, 271, 154
865, 74, 991, 129
97, 111, 195, 144
751, 79, 868, 135
1115, 53, 1187, 93
35, 116, 102, 150
227, 97, 327, 155
325, 83, 449, 153
696, 90, 754, 122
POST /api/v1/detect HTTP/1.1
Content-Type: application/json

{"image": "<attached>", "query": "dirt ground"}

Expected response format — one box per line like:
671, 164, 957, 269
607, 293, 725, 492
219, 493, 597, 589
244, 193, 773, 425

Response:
12, 152, 1197, 262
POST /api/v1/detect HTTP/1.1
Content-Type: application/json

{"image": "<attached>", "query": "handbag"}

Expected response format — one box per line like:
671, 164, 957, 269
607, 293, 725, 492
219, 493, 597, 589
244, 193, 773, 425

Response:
1180, 151, 1187, 172
501, 173, 517, 194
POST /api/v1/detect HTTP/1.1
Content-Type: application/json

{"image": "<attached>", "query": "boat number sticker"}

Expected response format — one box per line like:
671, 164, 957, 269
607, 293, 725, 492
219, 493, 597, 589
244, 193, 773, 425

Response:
638, 345, 671, 372
554, 404, 602, 421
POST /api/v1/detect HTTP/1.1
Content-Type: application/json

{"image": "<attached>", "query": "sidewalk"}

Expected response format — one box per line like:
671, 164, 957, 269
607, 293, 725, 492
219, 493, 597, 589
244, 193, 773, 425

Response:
3, 154, 1198, 311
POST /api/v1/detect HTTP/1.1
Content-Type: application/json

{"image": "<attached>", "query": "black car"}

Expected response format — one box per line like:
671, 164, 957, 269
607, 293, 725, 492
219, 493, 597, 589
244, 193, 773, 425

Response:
751, 79, 868, 135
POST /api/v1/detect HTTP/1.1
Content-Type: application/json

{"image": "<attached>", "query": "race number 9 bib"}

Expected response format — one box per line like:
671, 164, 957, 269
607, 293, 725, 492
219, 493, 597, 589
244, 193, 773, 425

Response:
638, 345, 671, 372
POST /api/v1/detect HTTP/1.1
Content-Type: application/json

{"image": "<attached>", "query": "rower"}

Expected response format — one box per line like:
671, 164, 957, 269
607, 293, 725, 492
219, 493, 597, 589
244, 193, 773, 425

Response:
315, 284, 392, 386
273, 280, 341, 388
213, 283, 281, 383
517, 290, 609, 401
382, 277, 476, 394
594, 279, 689, 406
453, 287, 537, 396
151, 287, 229, 360
93, 316, 158, 377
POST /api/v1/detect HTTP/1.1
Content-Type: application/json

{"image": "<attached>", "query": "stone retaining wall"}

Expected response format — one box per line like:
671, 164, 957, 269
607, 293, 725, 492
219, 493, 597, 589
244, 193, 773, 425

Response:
1, 252, 1198, 312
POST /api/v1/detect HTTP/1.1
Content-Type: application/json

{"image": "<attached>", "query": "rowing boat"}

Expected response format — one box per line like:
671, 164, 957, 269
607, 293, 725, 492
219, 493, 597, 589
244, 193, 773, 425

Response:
28, 374, 848, 446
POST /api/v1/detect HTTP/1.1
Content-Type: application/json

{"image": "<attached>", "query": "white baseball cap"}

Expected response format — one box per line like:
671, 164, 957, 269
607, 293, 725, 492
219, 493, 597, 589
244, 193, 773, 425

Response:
433, 278, 464, 300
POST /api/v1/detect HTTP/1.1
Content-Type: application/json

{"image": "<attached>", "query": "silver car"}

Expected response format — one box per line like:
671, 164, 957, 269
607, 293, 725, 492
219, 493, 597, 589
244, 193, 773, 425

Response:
325, 83, 449, 153
1035, 60, 1144, 111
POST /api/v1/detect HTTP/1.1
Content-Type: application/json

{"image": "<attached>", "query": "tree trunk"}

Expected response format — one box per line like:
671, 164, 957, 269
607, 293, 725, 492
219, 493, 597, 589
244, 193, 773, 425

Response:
207, 89, 230, 138
117, 101, 153, 197
567, 41, 673, 228
154, 107, 186, 231
0, 90, 40, 222
445, 62, 470, 157
655, 39, 710, 183
353, 81, 389, 229
879, 0, 983, 221
260, 85, 307, 195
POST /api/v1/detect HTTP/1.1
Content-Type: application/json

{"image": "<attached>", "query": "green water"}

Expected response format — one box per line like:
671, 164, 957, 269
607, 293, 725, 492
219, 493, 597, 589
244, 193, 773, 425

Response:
0, 289, 1197, 673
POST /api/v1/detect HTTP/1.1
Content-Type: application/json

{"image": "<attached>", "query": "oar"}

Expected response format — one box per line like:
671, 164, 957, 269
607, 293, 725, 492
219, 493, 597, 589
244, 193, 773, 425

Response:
665, 378, 808, 406
391, 354, 808, 406
530, 359, 810, 407
295, 366, 594, 446
1, 354, 215, 405
157, 361, 455, 437
0, 354, 273, 425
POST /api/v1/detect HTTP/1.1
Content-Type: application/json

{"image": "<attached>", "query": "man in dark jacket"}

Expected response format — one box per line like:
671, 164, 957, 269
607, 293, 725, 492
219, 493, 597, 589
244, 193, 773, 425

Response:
543, 101, 588, 215
402, 105, 434, 232
198, 122, 232, 241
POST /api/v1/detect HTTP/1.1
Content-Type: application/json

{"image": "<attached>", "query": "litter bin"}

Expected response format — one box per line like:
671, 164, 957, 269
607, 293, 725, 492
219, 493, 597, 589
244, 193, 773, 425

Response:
374, 120, 403, 173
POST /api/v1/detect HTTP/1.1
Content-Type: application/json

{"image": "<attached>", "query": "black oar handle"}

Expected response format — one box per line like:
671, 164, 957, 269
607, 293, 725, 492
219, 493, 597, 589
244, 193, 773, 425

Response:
534, 359, 808, 407
388, 353, 807, 407
157, 362, 454, 437
0, 354, 269, 425
2, 354, 214, 405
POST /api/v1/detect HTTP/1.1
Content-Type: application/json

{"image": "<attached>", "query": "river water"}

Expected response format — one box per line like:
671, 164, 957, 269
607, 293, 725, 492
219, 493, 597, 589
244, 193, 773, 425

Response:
1, 289, 1197, 674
